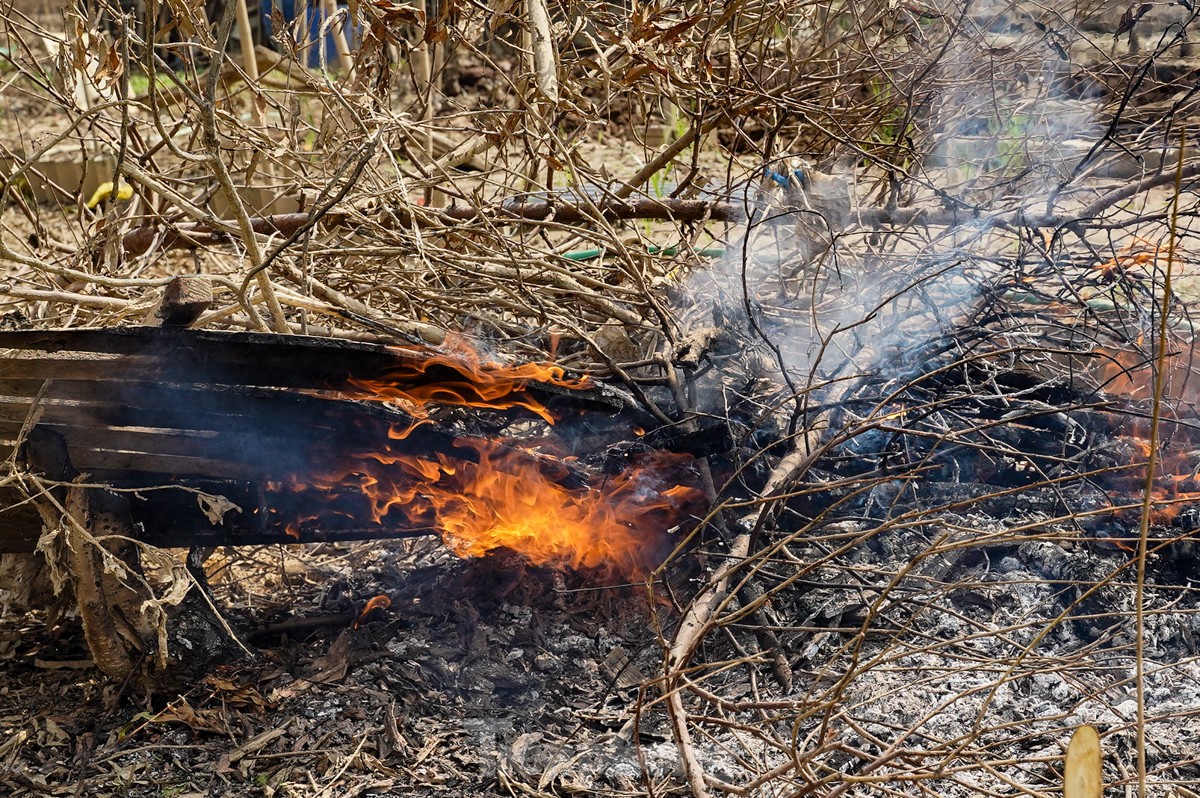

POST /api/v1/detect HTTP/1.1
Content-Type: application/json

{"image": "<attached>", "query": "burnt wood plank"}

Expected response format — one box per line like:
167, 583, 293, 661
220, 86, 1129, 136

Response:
0, 385, 364, 436
0, 354, 365, 390
0, 327, 616, 554
0, 394, 585, 488
0, 327, 633, 413
11, 423, 319, 474
63, 449, 269, 481
0, 328, 488, 389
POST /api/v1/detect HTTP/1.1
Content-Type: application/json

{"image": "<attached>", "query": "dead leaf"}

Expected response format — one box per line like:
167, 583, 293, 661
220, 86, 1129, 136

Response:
92, 42, 123, 90
204, 674, 268, 713
368, 0, 423, 26
1116, 3, 1153, 37
42, 717, 69, 746
306, 629, 354, 683
0, 728, 29, 759
270, 629, 357, 700
197, 492, 241, 525
228, 721, 291, 764
152, 699, 229, 735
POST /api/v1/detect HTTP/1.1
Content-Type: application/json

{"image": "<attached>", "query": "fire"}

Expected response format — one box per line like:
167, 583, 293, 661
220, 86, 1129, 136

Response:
1095, 335, 1200, 403
275, 335, 705, 573
293, 425, 702, 574
341, 333, 590, 423
354, 594, 392, 628
1107, 416, 1200, 526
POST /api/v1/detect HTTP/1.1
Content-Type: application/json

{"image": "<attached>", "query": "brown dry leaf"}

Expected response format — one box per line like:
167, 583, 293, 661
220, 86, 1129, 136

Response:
352, 752, 400, 778
270, 629, 356, 700
203, 673, 269, 713
601, 646, 645, 690
228, 720, 291, 764
0, 728, 29, 759
487, 0, 520, 33
537, 748, 589, 791
368, 0, 423, 26
69, 21, 86, 73
41, 717, 69, 747
305, 629, 355, 682
153, 699, 229, 735
1064, 725, 1102, 798
92, 43, 123, 90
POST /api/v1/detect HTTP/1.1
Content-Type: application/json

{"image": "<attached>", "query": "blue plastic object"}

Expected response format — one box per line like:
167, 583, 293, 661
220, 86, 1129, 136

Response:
261, 0, 353, 68
764, 167, 807, 189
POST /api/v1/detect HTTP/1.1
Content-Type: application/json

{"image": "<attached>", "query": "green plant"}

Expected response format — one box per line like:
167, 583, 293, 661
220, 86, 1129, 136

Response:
649, 164, 671, 198
986, 112, 1032, 173
126, 70, 176, 97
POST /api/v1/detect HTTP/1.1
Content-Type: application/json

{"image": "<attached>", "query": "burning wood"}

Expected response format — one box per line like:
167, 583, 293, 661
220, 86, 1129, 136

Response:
0, 327, 706, 575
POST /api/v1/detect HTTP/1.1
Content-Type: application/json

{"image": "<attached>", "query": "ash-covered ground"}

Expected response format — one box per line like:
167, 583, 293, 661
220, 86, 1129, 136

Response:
2, 487, 1199, 797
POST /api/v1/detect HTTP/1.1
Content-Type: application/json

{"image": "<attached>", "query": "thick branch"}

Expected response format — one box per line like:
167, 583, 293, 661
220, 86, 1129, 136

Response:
123, 164, 1200, 257
123, 198, 745, 255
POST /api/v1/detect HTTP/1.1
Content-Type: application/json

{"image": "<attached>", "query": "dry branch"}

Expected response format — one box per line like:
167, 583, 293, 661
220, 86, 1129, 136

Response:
121, 198, 747, 255
3, 0, 1200, 793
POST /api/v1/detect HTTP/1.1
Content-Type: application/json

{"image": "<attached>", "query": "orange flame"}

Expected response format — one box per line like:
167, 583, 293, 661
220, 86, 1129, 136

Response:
354, 594, 392, 628
279, 336, 705, 573
342, 334, 589, 423
297, 424, 702, 574
1106, 415, 1200, 526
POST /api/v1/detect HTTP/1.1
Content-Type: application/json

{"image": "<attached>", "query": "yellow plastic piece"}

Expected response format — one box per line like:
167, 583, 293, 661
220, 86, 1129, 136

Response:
85, 181, 134, 209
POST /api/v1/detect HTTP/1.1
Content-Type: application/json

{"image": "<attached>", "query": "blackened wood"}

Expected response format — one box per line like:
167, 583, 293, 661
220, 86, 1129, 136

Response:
0, 327, 613, 553
0, 428, 69, 554
0, 486, 48, 553
0, 327, 628, 413
0, 422, 584, 489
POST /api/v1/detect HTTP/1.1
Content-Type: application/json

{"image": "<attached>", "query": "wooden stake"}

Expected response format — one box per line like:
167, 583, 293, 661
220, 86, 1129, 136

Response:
233, 0, 265, 127
324, 0, 353, 72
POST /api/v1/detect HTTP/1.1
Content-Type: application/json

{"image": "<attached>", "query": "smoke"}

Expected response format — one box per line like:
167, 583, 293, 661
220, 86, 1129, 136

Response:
679, 1, 1114, 405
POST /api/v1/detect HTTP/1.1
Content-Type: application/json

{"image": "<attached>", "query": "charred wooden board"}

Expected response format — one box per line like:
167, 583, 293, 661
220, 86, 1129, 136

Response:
0, 327, 618, 553
0, 327, 636, 414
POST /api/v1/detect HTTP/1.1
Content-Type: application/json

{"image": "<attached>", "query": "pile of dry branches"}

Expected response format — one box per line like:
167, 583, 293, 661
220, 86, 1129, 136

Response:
3, 0, 1200, 794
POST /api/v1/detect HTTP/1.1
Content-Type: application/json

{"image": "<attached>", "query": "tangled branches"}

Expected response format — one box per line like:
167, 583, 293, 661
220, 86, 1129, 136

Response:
2, 0, 1200, 795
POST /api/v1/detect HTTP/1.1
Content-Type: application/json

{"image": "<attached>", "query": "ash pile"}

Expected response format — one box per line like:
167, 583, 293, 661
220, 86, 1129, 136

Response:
641, 166, 1200, 794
